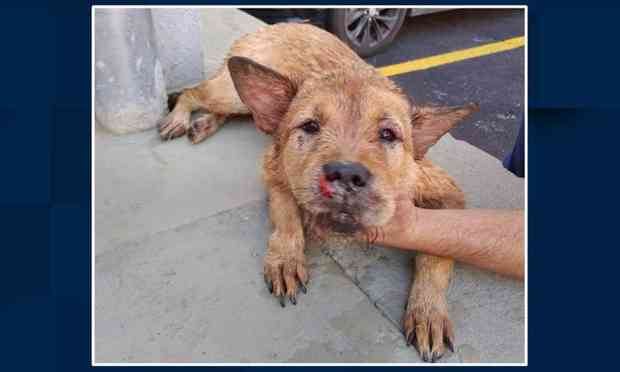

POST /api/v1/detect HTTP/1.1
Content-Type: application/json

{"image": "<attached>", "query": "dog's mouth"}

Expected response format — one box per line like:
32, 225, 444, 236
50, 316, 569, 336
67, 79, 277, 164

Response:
328, 210, 362, 233
312, 210, 363, 234
298, 172, 393, 235
318, 193, 376, 234
306, 187, 366, 233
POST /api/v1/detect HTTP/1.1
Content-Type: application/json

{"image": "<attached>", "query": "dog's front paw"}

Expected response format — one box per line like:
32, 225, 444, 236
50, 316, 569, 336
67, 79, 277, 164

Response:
263, 251, 308, 308
158, 110, 190, 141
404, 292, 455, 363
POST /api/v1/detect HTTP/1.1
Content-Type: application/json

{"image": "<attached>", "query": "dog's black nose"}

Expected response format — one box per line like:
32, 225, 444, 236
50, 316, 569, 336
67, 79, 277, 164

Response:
322, 161, 372, 189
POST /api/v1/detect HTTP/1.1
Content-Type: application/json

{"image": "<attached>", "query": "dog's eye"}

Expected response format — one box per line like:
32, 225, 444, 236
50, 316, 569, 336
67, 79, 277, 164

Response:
379, 128, 397, 142
301, 120, 320, 134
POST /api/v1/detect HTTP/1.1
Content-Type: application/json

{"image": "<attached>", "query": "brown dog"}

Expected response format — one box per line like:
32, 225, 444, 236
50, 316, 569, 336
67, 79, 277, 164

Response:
159, 23, 477, 362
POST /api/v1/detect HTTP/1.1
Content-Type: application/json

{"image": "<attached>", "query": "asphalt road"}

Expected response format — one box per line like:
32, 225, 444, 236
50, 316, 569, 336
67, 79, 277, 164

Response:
365, 9, 525, 161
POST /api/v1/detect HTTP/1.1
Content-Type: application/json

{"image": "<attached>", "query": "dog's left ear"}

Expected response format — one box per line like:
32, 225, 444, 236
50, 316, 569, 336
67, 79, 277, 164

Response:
411, 103, 479, 160
228, 56, 297, 134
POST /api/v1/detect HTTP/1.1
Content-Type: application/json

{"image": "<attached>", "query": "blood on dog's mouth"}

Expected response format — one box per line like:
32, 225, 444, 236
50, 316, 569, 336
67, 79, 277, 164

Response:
302, 174, 385, 234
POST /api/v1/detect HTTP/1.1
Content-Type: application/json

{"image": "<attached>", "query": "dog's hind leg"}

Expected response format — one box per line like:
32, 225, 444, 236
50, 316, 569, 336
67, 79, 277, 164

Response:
187, 111, 228, 144
158, 66, 249, 142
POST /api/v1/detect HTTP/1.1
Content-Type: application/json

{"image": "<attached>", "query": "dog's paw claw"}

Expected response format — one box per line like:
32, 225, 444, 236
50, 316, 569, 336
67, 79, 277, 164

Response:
421, 350, 431, 363
404, 301, 454, 363
264, 275, 274, 293
264, 256, 307, 308
445, 334, 455, 353
431, 350, 444, 363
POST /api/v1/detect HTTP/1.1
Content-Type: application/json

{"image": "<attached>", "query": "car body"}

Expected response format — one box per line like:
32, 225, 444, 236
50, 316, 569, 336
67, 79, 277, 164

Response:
241, 8, 453, 56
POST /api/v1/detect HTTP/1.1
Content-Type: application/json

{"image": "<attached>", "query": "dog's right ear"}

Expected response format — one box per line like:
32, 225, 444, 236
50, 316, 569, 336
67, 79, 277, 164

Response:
228, 56, 297, 134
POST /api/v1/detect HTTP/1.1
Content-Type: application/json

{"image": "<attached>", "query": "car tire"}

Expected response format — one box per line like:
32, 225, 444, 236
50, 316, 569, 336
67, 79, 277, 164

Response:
327, 8, 407, 57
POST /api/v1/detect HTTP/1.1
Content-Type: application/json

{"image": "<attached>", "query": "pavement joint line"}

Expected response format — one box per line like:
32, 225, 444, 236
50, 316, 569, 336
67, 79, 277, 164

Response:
96, 198, 266, 258
98, 196, 406, 341
378, 36, 525, 77
322, 247, 405, 335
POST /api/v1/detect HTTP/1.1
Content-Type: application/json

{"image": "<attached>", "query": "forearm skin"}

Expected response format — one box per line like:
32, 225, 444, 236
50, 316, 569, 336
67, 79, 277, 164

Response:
382, 208, 524, 279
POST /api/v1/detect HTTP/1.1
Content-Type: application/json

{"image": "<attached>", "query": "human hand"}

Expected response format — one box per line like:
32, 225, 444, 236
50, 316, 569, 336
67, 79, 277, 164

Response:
389, 192, 418, 231
357, 193, 418, 246
379, 193, 419, 246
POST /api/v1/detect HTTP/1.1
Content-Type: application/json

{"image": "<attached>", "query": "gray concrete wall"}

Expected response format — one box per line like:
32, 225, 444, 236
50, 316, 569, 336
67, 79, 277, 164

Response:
200, 9, 266, 77
94, 8, 168, 135
95, 8, 264, 134
152, 9, 205, 92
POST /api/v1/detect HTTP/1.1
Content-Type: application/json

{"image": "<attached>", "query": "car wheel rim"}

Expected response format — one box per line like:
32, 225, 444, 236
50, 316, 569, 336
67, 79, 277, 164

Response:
344, 8, 401, 48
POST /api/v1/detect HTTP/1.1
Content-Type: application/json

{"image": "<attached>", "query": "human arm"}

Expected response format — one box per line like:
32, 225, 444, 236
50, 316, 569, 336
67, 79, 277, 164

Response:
375, 201, 524, 279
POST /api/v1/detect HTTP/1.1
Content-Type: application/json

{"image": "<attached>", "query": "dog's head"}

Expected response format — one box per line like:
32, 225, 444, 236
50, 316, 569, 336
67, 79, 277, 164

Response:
229, 56, 477, 234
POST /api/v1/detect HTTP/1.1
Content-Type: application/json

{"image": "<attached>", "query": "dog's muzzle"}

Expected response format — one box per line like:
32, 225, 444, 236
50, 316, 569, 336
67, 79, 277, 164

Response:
321, 161, 372, 196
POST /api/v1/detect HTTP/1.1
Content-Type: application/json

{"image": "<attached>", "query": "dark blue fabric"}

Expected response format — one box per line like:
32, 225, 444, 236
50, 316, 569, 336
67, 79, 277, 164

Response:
503, 116, 525, 178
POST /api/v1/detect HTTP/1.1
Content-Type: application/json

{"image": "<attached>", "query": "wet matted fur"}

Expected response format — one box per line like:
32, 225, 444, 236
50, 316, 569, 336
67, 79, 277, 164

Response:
159, 23, 478, 362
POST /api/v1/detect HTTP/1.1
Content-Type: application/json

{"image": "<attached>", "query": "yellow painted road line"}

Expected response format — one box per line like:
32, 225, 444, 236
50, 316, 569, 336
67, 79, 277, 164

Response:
378, 36, 525, 77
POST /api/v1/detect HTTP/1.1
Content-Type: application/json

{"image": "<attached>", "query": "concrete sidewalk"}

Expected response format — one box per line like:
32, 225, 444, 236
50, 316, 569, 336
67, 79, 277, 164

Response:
95, 115, 524, 363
